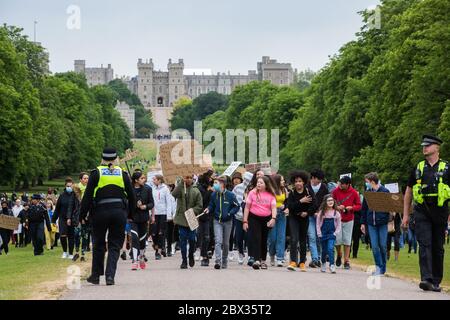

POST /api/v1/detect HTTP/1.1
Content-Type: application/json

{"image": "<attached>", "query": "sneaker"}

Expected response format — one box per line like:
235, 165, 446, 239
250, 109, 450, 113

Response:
161, 250, 167, 257
86, 275, 100, 285
299, 263, 306, 272
188, 255, 195, 267
72, 253, 80, 262
432, 285, 442, 292
201, 258, 209, 267
315, 260, 322, 268
228, 252, 235, 262
344, 262, 351, 270
270, 255, 275, 267
120, 251, 127, 261
309, 261, 317, 268
287, 262, 297, 271
214, 263, 221, 270
222, 263, 228, 269
180, 260, 188, 269
139, 259, 146, 270
155, 252, 162, 260
321, 263, 327, 273
247, 257, 255, 267
106, 277, 115, 286
238, 254, 244, 265
80, 256, 86, 262
131, 261, 138, 270
195, 252, 201, 261
252, 261, 261, 270
330, 264, 336, 274
167, 251, 173, 257
61, 252, 68, 259
277, 260, 284, 267
336, 256, 342, 267
68, 255, 74, 260
260, 262, 268, 270
419, 281, 434, 291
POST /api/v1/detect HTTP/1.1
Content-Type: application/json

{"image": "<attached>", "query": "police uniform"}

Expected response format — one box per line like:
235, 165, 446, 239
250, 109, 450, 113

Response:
80, 148, 135, 285
407, 135, 450, 290
27, 194, 52, 256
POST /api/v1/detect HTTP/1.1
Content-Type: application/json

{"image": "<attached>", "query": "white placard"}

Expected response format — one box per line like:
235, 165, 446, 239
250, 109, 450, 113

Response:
340, 173, 352, 179
384, 183, 399, 193
222, 161, 242, 177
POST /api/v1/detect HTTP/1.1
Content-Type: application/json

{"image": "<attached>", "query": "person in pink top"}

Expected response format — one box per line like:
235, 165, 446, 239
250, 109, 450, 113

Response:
316, 195, 342, 273
243, 176, 277, 270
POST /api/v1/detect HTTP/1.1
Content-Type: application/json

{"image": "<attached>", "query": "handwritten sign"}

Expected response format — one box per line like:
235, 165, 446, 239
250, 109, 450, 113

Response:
384, 183, 399, 194
159, 140, 212, 184
0, 215, 20, 231
245, 161, 271, 174
120, 149, 140, 163
363, 192, 411, 213
222, 162, 242, 177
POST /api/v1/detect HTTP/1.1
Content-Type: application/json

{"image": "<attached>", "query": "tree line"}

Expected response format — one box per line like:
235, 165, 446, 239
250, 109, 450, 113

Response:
170, 0, 450, 188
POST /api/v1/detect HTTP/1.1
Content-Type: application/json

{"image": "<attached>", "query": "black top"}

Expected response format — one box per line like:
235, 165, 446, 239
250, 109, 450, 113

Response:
53, 191, 76, 223
287, 185, 317, 218
197, 182, 212, 222
309, 182, 329, 213
80, 168, 136, 220
131, 184, 154, 223
27, 204, 51, 231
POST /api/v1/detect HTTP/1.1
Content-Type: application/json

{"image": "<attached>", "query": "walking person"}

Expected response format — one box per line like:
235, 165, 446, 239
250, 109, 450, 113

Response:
151, 174, 170, 260
332, 176, 361, 269
204, 176, 240, 269
18, 203, 29, 247
80, 147, 136, 286
360, 172, 390, 276
197, 171, 214, 266
77, 172, 91, 261
0, 201, 13, 255
12, 199, 23, 248
44, 200, 57, 250
407, 213, 418, 254
316, 195, 342, 273
402, 135, 450, 292
26, 195, 52, 256
172, 174, 203, 269
286, 171, 316, 272
130, 171, 154, 270
268, 174, 289, 267
166, 184, 177, 256
243, 175, 277, 270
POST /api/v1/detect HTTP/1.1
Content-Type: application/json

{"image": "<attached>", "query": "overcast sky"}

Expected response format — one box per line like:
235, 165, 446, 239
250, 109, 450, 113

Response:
0, 0, 380, 77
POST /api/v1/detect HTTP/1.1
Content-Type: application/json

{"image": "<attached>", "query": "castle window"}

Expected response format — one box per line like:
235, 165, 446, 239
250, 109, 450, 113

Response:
144, 86, 146, 90
159, 86, 162, 93
144, 72, 146, 75
175, 86, 178, 93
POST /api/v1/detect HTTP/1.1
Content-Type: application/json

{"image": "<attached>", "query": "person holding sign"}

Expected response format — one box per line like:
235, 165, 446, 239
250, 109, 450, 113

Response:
204, 176, 240, 269
360, 172, 390, 276
402, 134, 450, 292
172, 174, 203, 269
0, 201, 13, 255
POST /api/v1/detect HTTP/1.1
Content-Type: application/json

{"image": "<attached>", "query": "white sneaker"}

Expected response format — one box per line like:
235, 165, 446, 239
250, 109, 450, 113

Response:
195, 251, 201, 261
61, 252, 68, 259
228, 251, 235, 261
321, 263, 327, 273
238, 253, 244, 265
68, 255, 74, 260
276, 260, 284, 267
330, 264, 336, 274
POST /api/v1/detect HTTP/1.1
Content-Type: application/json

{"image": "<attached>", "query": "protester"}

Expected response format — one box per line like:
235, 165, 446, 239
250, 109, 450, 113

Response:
407, 213, 417, 254
204, 176, 240, 269
12, 199, 23, 248
387, 212, 402, 261
360, 172, 390, 276
44, 200, 57, 250
78, 172, 91, 260
151, 174, 170, 260
172, 174, 203, 269
268, 174, 289, 267
0, 201, 13, 255
332, 176, 361, 269
308, 169, 328, 267
197, 170, 214, 266
316, 195, 341, 273
243, 175, 277, 270
18, 203, 29, 247
166, 184, 177, 256
286, 171, 316, 271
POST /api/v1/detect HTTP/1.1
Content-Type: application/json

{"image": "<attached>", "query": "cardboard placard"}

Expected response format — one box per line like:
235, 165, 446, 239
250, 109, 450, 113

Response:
222, 161, 242, 177
184, 209, 206, 231
245, 161, 271, 174
120, 149, 140, 163
159, 140, 212, 184
363, 192, 411, 213
0, 215, 20, 231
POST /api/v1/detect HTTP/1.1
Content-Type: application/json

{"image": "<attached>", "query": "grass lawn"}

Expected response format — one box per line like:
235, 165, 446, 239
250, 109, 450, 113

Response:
127, 139, 157, 172
352, 239, 450, 290
0, 244, 91, 300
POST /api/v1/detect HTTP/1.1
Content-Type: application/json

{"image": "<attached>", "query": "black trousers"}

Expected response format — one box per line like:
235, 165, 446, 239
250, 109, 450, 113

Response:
0, 228, 11, 254
289, 215, 309, 264
29, 223, 44, 255
166, 220, 175, 251
415, 207, 448, 286
352, 218, 361, 258
248, 213, 271, 262
91, 205, 126, 279
131, 221, 148, 260
151, 215, 167, 250
197, 219, 210, 258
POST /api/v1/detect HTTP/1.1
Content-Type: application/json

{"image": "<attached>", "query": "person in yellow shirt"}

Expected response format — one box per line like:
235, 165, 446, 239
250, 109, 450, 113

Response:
44, 200, 57, 250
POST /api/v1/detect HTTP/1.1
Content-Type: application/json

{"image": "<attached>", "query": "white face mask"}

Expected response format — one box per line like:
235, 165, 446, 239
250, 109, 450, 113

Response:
311, 184, 321, 194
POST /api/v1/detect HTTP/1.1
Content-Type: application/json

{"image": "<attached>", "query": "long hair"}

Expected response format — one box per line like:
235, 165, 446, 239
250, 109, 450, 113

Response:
72, 184, 82, 201
271, 174, 287, 196
255, 176, 276, 199
319, 194, 337, 217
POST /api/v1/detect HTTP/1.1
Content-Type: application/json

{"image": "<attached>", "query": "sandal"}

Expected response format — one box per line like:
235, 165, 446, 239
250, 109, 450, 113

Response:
252, 261, 261, 270
260, 262, 268, 269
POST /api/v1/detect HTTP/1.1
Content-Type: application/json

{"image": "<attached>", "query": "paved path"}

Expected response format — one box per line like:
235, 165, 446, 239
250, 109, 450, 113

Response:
61, 252, 449, 300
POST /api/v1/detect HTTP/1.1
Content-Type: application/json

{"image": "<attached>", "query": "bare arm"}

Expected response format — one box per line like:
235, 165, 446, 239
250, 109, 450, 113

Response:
402, 186, 413, 228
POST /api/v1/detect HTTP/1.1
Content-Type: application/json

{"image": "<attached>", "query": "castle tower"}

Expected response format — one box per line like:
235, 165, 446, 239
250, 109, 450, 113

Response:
167, 58, 185, 107
137, 58, 154, 109
74, 60, 86, 73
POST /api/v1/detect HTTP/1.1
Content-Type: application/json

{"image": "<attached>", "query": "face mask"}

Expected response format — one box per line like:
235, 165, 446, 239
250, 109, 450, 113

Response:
213, 184, 221, 192
311, 184, 320, 194
365, 182, 372, 190
66, 187, 73, 193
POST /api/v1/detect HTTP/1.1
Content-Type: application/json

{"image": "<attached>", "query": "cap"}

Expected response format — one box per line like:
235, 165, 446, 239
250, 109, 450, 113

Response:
421, 134, 443, 147
102, 147, 118, 161
231, 172, 243, 182
31, 194, 42, 200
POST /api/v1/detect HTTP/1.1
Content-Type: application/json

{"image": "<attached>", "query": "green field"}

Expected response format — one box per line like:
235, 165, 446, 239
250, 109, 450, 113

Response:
352, 240, 450, 290
0, 245, 91, 300
126, 139, 157, 172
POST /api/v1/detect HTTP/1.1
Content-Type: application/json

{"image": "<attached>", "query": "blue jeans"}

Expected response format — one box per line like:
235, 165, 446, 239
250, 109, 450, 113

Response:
179, 226, 196, 261
321, 238, 335, 265
268, 209, 286, 260
307, 215, 320, 261
234, 219, 247, 255
408, 228, 417, 253
367, 224, 388, 274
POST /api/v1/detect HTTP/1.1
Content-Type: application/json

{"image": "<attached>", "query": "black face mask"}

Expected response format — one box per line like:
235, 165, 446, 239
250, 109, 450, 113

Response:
2, 207, 8, 213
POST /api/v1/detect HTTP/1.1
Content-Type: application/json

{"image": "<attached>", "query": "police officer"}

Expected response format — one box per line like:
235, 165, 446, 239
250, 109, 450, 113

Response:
26, 194, 52, 256
402, 134, 450, 292
80, 147, 135, 286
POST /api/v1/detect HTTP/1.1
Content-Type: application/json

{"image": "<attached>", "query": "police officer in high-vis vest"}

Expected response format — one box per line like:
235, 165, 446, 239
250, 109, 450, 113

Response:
403, 135, 450, 292
80, 147, 135, 285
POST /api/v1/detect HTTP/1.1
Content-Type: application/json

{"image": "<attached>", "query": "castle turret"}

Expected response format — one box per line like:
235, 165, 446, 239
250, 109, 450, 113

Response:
137, 58, 154, 108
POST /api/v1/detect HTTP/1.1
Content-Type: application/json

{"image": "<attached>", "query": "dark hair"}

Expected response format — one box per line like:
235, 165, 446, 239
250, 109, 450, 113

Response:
364, 172, 379, 184
65, 177, 73, 185
271, 174, 287, 196
255, 176, 276, 198
319, 194, 337, 217
132, 171, 143, 184
290, 170, 310, 185
310, 169, 325, 181
79, 172, 89, 180
1, 201, 7, 206
339, 176, 352, 185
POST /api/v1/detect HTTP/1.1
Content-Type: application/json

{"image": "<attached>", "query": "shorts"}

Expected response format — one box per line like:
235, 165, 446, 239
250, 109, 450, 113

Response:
335, 220, 354, 246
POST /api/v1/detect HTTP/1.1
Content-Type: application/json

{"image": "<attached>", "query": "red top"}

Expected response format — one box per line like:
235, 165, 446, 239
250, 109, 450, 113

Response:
332, 186, 362, 223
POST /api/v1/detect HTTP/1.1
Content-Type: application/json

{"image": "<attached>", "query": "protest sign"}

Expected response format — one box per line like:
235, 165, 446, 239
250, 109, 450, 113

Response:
222, 162, 242, 177
363, 192, 410, 213
0, 215, 20, 231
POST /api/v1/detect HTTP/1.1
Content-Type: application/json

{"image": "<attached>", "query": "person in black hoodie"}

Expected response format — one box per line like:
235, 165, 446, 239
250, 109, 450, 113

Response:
197, 170, 214, 266
0, 201, 13, 255
130, 171, 154, 270
26, 195, 52, 256
286, 170, 317, 271
53, 177, 78, 259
